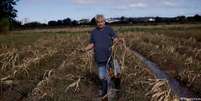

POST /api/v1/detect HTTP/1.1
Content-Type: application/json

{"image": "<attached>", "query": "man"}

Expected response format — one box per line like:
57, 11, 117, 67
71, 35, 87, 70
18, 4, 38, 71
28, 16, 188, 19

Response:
84, 14, 120, 97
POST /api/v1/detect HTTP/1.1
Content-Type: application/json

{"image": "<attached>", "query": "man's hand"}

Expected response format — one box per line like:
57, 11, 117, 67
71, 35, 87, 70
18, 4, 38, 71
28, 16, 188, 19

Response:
83, 43, 94, 52
113, 37, 125, 45
80, 48, 86, 53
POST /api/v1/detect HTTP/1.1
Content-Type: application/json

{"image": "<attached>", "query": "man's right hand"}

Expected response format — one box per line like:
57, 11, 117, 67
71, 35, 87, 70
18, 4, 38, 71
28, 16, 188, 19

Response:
80, 48, 86, 53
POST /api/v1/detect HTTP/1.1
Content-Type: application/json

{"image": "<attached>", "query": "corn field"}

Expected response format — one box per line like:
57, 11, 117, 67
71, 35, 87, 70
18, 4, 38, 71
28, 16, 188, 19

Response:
0, 24, 201, 101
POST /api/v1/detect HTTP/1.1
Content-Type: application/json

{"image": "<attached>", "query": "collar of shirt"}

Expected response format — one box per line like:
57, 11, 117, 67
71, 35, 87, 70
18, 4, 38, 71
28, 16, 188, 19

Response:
96, 25, 106, 31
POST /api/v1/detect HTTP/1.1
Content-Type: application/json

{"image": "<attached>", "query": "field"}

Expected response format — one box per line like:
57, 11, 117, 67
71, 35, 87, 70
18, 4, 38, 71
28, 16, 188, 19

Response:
0, 24, 201, 101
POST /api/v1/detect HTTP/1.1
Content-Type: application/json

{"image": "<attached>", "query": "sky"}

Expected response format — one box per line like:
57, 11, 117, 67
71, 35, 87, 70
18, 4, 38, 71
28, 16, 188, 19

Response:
15, 0, 201, 23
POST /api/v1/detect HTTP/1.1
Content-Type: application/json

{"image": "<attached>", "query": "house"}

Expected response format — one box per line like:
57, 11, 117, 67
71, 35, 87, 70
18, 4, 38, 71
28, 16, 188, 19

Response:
78, 19, 90, 24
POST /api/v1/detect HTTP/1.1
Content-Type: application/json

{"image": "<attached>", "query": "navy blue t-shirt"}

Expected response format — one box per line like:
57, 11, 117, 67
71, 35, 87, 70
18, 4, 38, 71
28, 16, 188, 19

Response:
90, 25, 117, 65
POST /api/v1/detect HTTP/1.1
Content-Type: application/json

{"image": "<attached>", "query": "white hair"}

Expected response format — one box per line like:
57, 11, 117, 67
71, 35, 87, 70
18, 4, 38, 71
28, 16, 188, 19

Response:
95, 14, 105, 21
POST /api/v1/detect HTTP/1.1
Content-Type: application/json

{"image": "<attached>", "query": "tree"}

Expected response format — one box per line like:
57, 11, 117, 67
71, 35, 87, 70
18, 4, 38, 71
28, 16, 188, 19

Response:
10, 19, 21, 29
120, 16, 128, 23
24, 22, 46, 28
63, 18, 71, 25
48, 20, 57, 26
90, 17, 96, 25
72, 20, 78, 26
176, 16, 186, 22
0, 0, 19, 32
155, 16, 162, 23
193, 14, 201, 21
57, 20, 63, 25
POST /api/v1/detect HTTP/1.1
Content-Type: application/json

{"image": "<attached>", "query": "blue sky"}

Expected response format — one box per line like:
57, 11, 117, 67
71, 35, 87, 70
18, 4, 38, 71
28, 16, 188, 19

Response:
16, 0, 201, 23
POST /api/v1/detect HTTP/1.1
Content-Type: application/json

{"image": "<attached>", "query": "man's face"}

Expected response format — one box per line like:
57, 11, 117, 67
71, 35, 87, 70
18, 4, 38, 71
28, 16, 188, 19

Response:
96, 18, 105, 29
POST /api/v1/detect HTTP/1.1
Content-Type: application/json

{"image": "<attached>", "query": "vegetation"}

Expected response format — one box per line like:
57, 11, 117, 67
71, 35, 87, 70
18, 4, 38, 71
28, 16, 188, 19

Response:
1, 24, 200, 101
0, 0, 19, 32
9, 14, 201, 30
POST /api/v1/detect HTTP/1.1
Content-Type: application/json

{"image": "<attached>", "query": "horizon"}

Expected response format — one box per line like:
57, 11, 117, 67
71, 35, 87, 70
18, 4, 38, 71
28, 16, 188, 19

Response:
16, 0, 201, 23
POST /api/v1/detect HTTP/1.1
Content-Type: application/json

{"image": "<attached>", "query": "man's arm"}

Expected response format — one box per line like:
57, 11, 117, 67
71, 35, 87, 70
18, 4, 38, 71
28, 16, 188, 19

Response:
113, 37, 119, 44
84, 43, 94, 51
83, 31, 95, 52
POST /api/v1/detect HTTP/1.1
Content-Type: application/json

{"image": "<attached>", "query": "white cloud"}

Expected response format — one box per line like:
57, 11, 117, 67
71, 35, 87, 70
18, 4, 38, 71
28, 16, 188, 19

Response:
71, 0, 177, 9
113, 2, 147, 10
71, 0, 100, 5
113, 6, 128, 10
129, 3, 147, 8
163, 1, 176, 6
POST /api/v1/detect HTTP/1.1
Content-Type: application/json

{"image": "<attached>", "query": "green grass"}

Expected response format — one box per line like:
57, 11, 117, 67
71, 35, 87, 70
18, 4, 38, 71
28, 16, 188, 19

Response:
0, 33, 44, 48
116, 24, 201, 41
2, 24, 199, 46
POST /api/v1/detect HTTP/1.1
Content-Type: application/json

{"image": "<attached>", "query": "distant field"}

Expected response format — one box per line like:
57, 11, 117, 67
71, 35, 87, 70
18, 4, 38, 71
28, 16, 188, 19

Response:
0, 24, 200, 100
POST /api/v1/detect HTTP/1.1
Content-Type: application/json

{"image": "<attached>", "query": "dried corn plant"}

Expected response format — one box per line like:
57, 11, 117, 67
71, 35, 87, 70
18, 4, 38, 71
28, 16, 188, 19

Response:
1, 48, 58, 81
28, 65, 57, 101
1, 25, 200, 100
0, 48, 19, 71
65, 78, 81, 93
179, 69, 201, 89
123, 31, 201, 97
31, 77, 54, 101
25, 35, 89, 100
111, 39, 156, 100
79, 50, 93, 73
146, 79, 179, 101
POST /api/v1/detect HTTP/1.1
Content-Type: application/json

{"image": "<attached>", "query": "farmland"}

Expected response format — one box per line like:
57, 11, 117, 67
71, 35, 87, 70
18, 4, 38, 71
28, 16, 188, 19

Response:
0, 24, 201, 101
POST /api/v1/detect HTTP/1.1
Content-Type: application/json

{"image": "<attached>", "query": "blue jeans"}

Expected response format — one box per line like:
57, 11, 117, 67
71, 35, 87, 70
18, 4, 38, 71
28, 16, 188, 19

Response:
98, 65, 108, 96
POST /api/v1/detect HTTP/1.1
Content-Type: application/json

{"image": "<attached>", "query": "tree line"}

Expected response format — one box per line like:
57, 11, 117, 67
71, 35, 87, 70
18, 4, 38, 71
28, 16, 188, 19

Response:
14, 15, 201, 29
